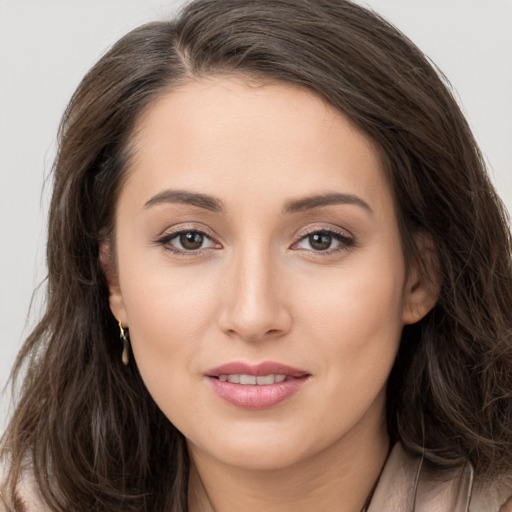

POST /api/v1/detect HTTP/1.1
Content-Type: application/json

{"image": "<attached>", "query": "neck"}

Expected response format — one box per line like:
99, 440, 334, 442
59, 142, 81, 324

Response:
187, 405, 389, 512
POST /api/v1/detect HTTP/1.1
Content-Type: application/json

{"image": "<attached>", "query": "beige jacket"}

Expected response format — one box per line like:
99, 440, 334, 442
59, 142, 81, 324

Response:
368, 444, 512, 512
2, 444, 512, 511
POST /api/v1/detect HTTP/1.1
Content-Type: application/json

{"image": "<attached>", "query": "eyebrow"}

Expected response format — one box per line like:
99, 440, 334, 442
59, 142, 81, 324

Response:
283, 192, 373, 215
144, 189, 225, 212
144, 189, 373, 215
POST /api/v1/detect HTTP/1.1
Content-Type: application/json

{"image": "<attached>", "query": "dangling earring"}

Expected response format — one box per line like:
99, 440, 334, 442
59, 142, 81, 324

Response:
118, 320, 130, 366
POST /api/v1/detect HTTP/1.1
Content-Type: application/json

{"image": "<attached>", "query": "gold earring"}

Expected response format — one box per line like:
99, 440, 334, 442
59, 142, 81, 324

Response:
118, 320, 130, 366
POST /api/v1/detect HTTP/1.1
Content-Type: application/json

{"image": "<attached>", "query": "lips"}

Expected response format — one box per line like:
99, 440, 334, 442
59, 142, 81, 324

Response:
205, 361, 311, 410
206, 361, 309, 378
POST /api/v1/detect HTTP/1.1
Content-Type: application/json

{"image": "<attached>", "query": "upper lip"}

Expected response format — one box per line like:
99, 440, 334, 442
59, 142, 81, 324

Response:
206, 361, 309, 378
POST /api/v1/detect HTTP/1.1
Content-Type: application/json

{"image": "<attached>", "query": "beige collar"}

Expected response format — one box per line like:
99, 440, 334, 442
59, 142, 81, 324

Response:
368, 443, 473, 512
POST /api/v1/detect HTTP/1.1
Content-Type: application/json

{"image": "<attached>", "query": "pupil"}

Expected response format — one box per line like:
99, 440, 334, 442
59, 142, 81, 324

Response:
180, 232, 203, 250
310, 233, 332, 250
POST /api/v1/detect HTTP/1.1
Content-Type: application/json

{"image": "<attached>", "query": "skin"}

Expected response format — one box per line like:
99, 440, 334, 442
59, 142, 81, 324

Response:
104, 77, 438, 512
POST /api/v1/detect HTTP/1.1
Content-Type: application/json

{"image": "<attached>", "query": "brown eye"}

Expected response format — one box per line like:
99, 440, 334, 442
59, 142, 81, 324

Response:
179, 231, 205, 250
294, 229, 355, 253
157, 229, 218, 254
309, 233, 332, 251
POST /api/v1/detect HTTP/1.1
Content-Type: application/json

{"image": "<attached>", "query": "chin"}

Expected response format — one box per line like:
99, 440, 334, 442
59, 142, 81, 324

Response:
186, 424, 336, 472
215, 444, 310, 471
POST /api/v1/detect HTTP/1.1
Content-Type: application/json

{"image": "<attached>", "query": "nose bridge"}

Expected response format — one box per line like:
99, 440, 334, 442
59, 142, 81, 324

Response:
219, 239, 291, 341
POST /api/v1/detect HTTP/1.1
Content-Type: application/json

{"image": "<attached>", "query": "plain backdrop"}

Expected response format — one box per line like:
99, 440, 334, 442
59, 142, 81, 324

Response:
1, 0, 511, 432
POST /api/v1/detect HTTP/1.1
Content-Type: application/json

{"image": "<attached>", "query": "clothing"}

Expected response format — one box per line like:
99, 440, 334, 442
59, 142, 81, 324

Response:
2, 444, 512, 511
368, 443, 512, 511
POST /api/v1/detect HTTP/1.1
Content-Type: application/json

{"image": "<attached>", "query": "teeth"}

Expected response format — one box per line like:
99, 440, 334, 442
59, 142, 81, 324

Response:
218, 374, 288, 385
240, 374, 257, 385
256, 375, 274, 385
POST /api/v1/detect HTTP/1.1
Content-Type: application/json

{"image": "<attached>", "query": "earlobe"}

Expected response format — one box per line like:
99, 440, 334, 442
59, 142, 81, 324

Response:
99, 241, 128, 326
402, 233, 441, 325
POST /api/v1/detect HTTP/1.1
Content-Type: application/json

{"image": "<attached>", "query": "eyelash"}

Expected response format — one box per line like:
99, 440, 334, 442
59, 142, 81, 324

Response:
292, 228, 355, 254
155, 227, 219, 256
155, 227, 355, 256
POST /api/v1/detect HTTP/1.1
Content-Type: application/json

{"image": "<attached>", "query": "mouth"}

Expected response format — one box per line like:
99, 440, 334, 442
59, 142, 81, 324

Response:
214, 374, 296, 385
206, 360, 310, 379
205, 361, 311, 409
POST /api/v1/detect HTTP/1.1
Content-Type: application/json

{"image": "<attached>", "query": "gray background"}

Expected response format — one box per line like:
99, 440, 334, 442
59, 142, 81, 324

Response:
1, 0, 511, 432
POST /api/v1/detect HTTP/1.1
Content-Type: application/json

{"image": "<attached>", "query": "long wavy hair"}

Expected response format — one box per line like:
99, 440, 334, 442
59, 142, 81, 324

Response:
2, 0, 512, 510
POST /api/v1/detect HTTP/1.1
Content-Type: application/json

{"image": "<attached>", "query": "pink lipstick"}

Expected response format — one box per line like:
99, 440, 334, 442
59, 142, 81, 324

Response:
205, 361, 311, 410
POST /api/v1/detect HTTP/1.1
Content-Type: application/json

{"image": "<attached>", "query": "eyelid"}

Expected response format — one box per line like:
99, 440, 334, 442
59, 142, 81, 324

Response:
155, 223, 222, 255
293, 223, 354, 241
291, 225, 355, 252
156, 222, 216, 238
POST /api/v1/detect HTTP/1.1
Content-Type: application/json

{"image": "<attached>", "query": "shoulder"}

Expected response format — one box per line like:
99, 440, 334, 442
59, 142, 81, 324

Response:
0, 459, 48, 512
0, 486, 48, 511
370, 443, 512, 512
470, 473, 512, 512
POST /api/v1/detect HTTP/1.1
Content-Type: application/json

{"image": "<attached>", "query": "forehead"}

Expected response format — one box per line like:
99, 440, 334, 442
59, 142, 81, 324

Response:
123, 76, 393, 216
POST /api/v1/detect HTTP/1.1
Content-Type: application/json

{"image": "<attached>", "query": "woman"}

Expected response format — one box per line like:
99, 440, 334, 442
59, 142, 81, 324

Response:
1, 0, 512, 510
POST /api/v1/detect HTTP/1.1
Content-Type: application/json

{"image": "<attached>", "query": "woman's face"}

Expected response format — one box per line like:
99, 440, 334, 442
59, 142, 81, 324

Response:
106, 77, 434, 471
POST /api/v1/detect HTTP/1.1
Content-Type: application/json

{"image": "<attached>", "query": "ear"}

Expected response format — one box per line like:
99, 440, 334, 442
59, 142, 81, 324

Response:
99, 241, 128, 326
402, 232, 441, 325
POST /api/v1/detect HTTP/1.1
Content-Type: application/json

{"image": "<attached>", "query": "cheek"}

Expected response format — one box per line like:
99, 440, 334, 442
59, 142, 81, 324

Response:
294, 256, 405, 394
118, 261, 221, 391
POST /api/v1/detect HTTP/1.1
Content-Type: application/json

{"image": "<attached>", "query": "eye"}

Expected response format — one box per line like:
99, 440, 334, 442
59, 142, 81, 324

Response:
293, 229, 354, 252
157, 229, 219, 254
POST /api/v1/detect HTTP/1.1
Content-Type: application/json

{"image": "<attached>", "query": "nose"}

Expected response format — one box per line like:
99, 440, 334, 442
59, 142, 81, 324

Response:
217, 245, 292, 343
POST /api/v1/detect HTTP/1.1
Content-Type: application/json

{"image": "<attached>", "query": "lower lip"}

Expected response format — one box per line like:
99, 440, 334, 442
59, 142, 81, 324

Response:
207, 376, 309, 410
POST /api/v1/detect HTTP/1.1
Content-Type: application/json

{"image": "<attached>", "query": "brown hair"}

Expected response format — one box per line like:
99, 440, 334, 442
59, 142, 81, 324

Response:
2, 0, 512, 510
